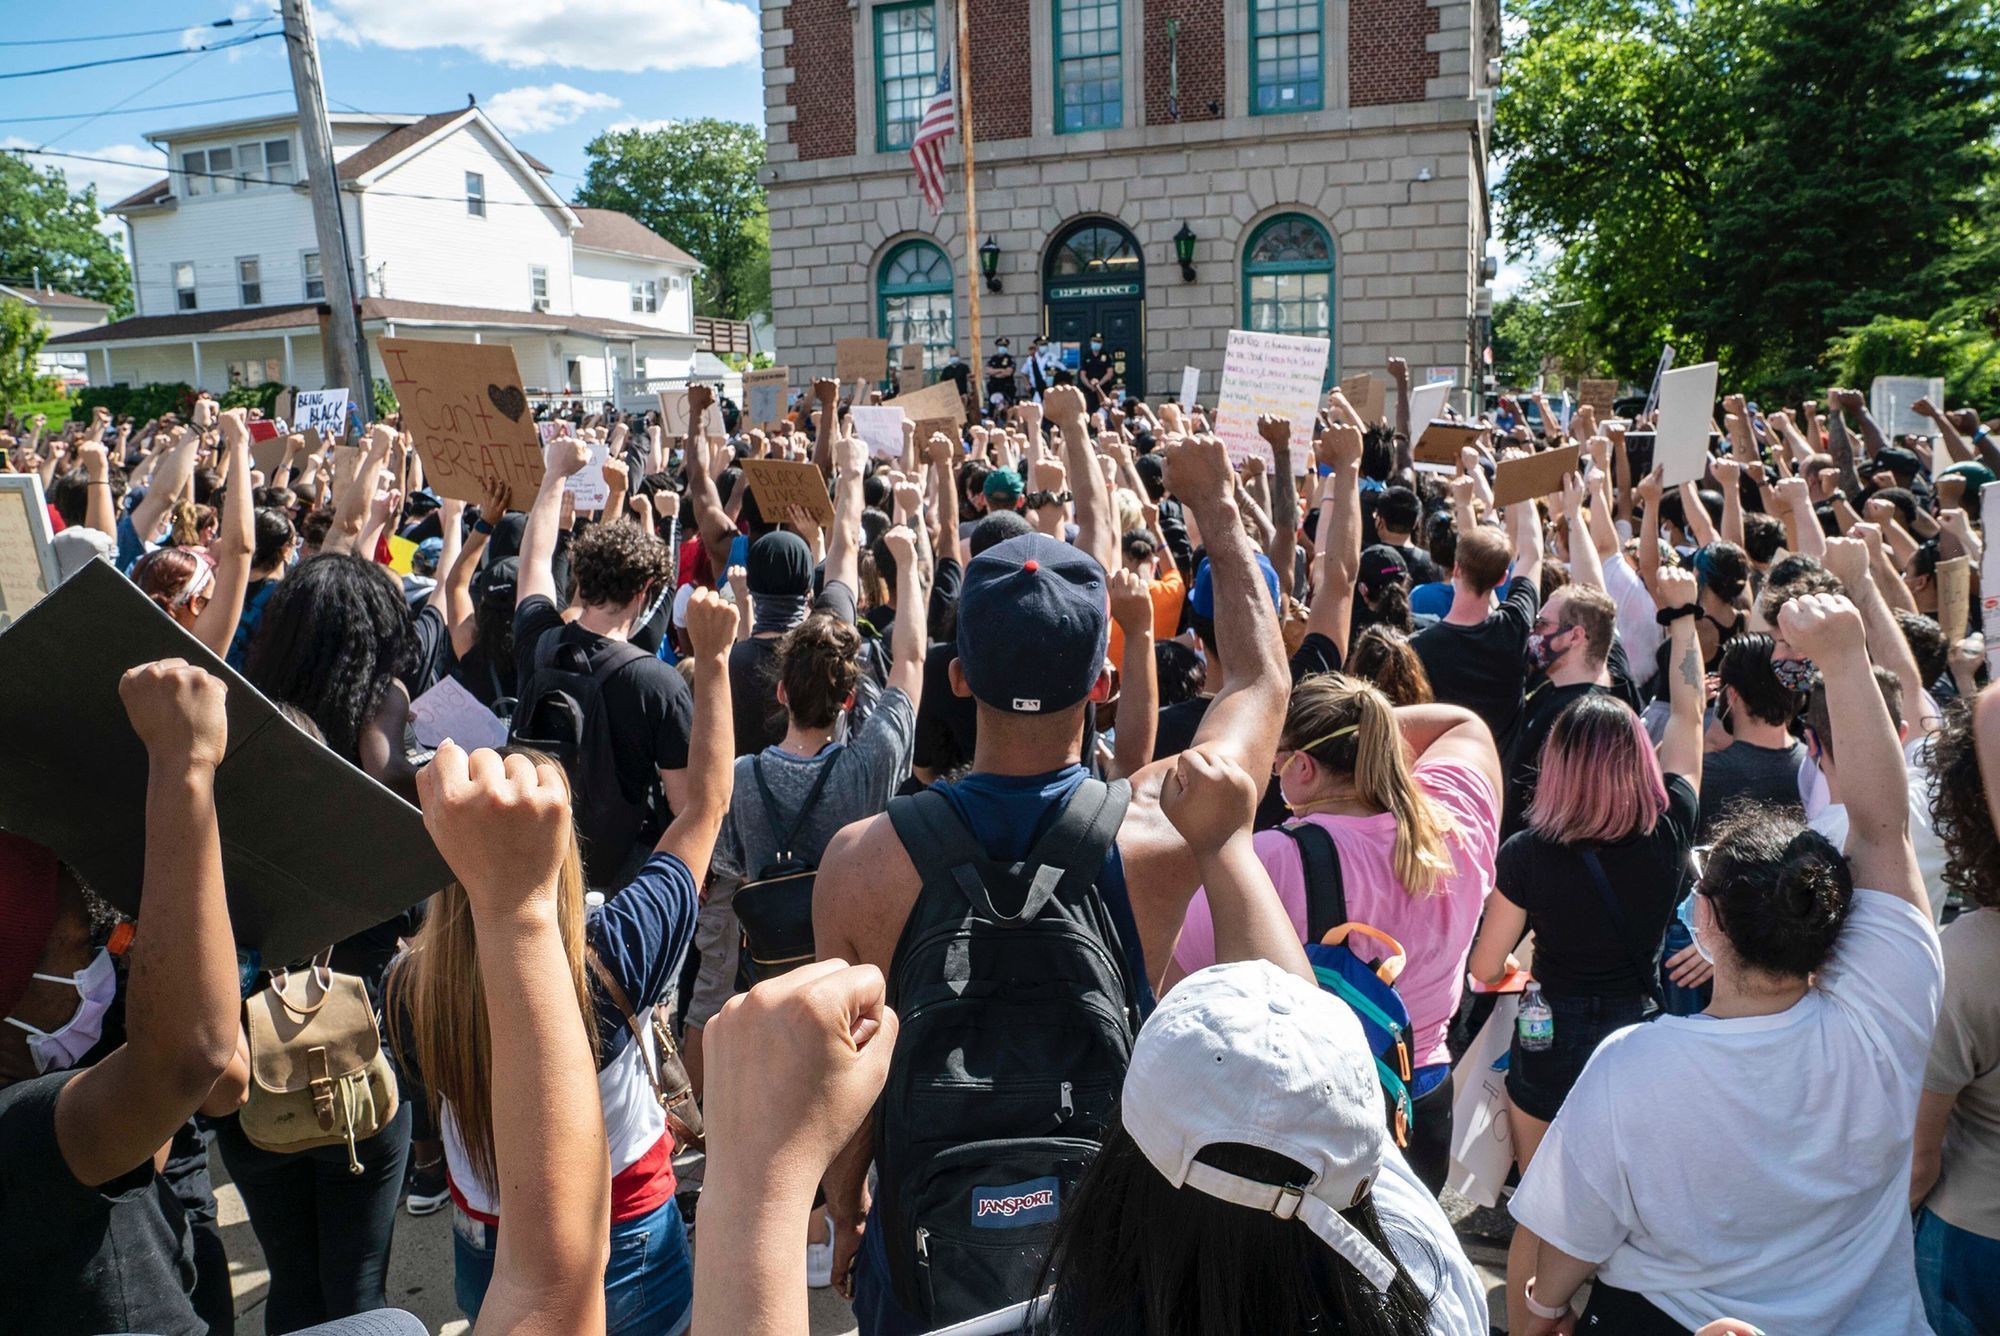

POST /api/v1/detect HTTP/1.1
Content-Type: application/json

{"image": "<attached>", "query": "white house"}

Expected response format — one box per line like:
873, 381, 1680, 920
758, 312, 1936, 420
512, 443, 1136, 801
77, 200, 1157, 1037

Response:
49, 105, 710, 410
0, 283, 112, 385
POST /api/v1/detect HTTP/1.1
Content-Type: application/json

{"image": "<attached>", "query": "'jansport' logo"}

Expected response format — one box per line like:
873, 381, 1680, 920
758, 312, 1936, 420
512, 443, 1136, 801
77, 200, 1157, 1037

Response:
970, 1175, 1061, 1227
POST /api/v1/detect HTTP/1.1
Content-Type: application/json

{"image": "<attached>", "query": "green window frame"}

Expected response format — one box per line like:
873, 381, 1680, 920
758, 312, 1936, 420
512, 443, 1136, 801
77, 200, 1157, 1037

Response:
1250, 0, 1324, 115
1242, 214, 1334, 381
878, 239, 956, 376
875, 2, 938, 152
1054, 0, 1122, 133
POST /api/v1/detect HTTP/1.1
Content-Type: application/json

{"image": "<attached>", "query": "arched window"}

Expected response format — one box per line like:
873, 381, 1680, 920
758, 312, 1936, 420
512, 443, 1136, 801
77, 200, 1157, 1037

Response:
878, 239, 955, 374
1242, 214, 1333, 351
1048, 222, 1142, 278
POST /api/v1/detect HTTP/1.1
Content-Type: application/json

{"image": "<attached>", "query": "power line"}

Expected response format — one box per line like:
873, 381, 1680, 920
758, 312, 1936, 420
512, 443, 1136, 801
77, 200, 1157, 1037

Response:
0, 29, 279, 80
0, 90, 291, 125
0, 17, 260, 47
38, 16, 278, 150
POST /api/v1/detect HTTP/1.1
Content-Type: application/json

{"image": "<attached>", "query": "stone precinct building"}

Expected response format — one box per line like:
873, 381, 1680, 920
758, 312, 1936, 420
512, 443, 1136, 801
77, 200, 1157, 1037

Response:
760, 0, 1499, 402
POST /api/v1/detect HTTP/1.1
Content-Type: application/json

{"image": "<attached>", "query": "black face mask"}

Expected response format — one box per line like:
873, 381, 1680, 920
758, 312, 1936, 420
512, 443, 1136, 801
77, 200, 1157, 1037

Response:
1716, 694, 1735, 737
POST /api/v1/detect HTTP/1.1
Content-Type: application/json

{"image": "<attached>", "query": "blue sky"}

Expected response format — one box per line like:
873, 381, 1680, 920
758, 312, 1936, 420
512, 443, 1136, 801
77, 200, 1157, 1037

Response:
0, 0, 767, 234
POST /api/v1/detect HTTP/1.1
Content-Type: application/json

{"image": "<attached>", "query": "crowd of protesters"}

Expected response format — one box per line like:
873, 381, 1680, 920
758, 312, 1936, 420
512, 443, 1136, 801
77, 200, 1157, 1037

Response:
0, 354, 1996, 1336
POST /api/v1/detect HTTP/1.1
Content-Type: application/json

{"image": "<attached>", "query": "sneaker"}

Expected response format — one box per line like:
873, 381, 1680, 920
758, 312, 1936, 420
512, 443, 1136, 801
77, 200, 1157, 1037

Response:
806, 1211, 834, 1289
406, 1156, 449, 1217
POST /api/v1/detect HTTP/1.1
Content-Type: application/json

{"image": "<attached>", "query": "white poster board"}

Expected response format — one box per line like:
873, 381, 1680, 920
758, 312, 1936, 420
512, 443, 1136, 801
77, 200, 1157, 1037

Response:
658, 389, 725, 440
1642, 344, 1676, 415
563, 436, 612, 510
1983, 482, 2000, 680
1871, 375, 1945, 439
1178, 366, 1200, 412
849, 405, 906, 460
1654, 361, 1720, 486
1408, 382, 1450, 434
1214, 329, 1329, 474
407, 673, 508, 751
291, 389, 350, 440
0, 474, 58, 631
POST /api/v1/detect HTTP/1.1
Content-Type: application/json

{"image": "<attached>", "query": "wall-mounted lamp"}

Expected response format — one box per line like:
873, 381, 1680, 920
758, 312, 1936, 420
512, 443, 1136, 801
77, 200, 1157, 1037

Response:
1173, 222, 1197, 282
979, 237, 1001, 293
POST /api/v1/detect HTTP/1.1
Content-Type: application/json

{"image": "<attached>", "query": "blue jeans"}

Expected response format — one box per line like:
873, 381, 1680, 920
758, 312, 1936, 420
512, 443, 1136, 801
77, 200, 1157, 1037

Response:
453, 1196, 692, 1335
1916, 1206, 2000, 1335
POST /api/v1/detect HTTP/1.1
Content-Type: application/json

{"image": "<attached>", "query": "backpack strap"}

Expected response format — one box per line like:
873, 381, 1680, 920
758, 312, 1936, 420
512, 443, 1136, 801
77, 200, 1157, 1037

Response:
1018, 777, 1129, 912
755, 748, 845, 860
1279, 821, 1348, 944
886, 780, 1128, 926
1578, 849, 1664, 1008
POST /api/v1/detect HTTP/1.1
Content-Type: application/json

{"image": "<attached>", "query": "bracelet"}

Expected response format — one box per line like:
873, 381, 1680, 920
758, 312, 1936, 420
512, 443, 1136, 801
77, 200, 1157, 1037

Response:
1523, 1277, 1571, 1321
1655, 603, 1698, 626
471, 518, 494, 536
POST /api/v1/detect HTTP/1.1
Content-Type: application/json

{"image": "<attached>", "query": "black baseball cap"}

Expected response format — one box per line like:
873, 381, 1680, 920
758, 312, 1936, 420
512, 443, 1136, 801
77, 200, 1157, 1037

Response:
956, 532, 1108, 714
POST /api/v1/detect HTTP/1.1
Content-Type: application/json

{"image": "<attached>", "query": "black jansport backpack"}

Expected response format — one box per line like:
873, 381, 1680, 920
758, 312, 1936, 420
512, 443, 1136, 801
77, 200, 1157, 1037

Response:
876, 777, 1143, 1328
731, 749, 843, 987
510, 633, 654, 885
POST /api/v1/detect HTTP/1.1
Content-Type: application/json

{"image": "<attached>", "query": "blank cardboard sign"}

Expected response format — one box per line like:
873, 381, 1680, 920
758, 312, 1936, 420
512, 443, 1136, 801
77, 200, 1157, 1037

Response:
883, 378, 965, 427
837, 338, 890, 384
0, 561, 451, 963
380, 339, 545, 503
1341, 372, 1387, 426
1415, 421, 1484, 468
1492, 444, 1580, 508
1655, 361, 1720, 486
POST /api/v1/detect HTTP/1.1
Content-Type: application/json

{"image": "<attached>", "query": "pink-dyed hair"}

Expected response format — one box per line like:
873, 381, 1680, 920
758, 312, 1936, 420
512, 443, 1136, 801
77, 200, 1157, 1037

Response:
1526, 694, 1668, 845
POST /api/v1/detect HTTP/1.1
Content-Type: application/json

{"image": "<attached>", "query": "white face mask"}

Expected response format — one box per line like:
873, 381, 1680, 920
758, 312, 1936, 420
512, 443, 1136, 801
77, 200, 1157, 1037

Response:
7, 948, 116, 1074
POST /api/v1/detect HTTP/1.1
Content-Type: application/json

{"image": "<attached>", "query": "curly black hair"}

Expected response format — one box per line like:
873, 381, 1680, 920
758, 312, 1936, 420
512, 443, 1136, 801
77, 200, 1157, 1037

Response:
1929, 697, 2000, 910
569, 520, 673, 609
243, 553, 416, 763
1700, 809, 1852, 978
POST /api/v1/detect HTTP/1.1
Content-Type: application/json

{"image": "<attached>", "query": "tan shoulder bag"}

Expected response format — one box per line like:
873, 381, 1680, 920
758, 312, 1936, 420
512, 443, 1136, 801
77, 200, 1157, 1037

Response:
587, 954, 704, 1150
240, 950, 400, 1173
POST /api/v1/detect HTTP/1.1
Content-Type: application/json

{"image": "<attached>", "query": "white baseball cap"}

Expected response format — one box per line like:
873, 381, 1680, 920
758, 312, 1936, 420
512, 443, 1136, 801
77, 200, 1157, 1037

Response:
1121, 960, 1396, 1291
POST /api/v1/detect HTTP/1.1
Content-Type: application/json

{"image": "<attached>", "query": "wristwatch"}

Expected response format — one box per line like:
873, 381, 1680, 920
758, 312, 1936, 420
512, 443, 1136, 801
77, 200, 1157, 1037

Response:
471, 517, 494, 536
1656, 603, 1699, 626
1523, 1277, 1571, 1321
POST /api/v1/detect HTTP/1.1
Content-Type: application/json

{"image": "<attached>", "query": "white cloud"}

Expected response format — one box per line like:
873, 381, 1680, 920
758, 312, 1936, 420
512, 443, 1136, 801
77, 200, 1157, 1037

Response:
321, 0, 760, 72
484, 84, 623, 136
606, 118, 679, 134
3, 139, 161, 241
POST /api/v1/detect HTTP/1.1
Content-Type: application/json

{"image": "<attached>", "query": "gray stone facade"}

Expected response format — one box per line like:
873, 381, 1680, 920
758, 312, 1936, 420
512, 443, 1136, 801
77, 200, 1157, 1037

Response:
762, 0, 1493, 403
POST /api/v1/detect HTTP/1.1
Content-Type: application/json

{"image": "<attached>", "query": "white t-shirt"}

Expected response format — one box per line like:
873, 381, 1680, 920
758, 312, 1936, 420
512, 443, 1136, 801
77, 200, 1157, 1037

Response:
1805, 740, 1949, 925
1510, 889, 1943, 1334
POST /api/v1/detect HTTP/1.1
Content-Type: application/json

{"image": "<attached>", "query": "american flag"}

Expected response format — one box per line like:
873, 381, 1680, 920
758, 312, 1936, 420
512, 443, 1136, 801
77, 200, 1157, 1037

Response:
910, 58, 955, 215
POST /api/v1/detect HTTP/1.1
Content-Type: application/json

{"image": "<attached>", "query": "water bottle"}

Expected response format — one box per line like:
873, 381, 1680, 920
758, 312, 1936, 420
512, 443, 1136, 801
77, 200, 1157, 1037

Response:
1517, 982, 1554, 1052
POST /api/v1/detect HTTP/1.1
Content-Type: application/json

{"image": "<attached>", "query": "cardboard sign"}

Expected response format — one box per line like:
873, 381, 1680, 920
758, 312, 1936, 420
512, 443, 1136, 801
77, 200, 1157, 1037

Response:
849, 405, 906, 460
1179, 366, 1200, 412
293, 388, 350, 441
0, 474, 57, 629
883, 378, 965, 427
743, 368, 789, 427
1409, 382, 1451, 436
408, 673, 508, 752
1492, 444, 1581, 508
837, 338, 890, 385
0, 560, 451, 963
658, 388, 726, 441
380, 339, 544, 503
249, 430, 296, 480
911, 418, 958, 451
1341, 372, 1387, 427
1579, 379, 1617, 418
1938, 555, 1970, 646
564, 436, 613, 510
1655, 361, 1720, 486
899, 342, 924, 375
1214, 329, 1330, 474
739, 457, 836, 529
1414, 421, 1485, 468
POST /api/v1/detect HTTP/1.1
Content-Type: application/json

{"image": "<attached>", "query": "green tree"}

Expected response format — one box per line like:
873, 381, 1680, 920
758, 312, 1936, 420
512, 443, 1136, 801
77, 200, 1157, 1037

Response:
1495, 0, 2000, 400
0, 155, 133, 314
0, 297, 52, 415
575, 120, 769, 321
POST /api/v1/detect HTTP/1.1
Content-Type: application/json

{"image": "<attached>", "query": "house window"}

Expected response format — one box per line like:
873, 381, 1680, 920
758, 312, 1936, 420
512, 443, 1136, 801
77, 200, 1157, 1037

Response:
181, 152, 206, 197
1242, 213, 1334, 376
235, 143, 264, 188
226, 358, 283, 388
264, 138, 294, 185
1054, 0, 1122, 132
206, 145, 236, 194
877, 239, 954, 374
874, 2, 937, 152
466, 171, 486, 217
173, 261, 197, 311
302, 250, 324, 301
179, 138, 293, 195
530, 266, 549, 312
630, 279, 659, 314
1250, 0, 1324, 114
237, 257, 262, 306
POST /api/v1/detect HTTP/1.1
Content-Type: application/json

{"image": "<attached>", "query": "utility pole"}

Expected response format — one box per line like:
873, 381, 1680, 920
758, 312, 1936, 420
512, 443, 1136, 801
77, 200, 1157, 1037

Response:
283, 0, 372, 414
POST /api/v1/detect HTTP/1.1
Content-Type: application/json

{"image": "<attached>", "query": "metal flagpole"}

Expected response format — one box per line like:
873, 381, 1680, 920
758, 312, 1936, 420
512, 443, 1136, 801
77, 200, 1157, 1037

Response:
956, 0, 981, 385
